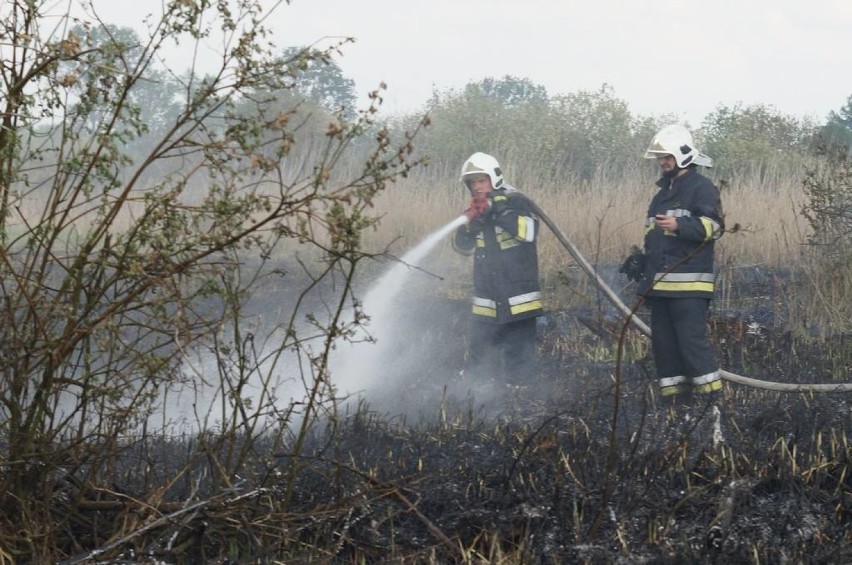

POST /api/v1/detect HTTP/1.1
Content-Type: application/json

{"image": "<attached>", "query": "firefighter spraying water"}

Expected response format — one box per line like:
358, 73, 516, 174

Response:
452, 152, 544, 387
336, 143, 851, 407
330, 152, 545, 400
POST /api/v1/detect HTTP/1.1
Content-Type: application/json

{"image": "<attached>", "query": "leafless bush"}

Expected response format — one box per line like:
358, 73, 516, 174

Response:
0, 1, 424, 561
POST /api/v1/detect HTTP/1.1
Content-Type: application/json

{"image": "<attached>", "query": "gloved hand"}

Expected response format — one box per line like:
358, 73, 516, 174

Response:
489, 194, 509, 218
619, 245, 646, 282
463, 193, 491, 221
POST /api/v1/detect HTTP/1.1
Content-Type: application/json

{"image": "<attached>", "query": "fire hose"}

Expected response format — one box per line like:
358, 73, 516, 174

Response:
526, 200, 852, 393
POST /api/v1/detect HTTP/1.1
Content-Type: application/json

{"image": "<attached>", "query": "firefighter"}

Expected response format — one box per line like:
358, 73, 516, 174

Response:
453, 152, 543, 386
628, 125, 724, 403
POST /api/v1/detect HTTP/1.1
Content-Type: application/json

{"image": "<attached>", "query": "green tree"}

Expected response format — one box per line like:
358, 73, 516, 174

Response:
467, 75, 548, 108
401, 81, 652, 188
699, 102, 817, 177
409, 83, 513, 168
280, 45, 358, 119
818, 94, 852, 151
549, 84, 639, 181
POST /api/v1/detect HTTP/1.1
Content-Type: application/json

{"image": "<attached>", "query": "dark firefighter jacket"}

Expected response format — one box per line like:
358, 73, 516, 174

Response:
453, 188, 543, 324
639, 167, 724, 299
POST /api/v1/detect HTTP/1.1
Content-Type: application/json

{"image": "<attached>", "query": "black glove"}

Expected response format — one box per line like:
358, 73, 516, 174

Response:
489, 194, 510, 218
619, 245, 646, 282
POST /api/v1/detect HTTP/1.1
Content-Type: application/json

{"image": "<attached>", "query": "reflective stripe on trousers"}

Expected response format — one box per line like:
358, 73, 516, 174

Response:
650, 297, 720, 395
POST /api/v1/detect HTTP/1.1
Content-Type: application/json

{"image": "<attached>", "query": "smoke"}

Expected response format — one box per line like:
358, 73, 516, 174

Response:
329, 215, 469, 401
141, 214, 470, 432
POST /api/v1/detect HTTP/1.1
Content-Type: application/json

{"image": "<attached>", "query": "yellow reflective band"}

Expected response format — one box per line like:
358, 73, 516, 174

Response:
496, 230, 520, 250
660, 384, 684, 396
694, 379, 723, 393
700, 217, 715, 240
517, 216, 535, 242
472, 305, 497, 317
509, 299, 543, 315
476, 239, 485, 247
652, 280, 714, 292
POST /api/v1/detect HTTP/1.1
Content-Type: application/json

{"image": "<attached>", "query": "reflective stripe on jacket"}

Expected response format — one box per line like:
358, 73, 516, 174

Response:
640, 168, 724, 300
453, 188, 543, 323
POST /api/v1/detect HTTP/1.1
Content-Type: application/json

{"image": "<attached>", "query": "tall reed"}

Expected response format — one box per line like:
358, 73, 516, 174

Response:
358, 156, 832, 330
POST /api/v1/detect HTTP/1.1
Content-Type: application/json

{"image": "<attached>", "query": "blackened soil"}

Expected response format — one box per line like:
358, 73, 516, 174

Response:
296, 292, 851, 564
41, 285, 852, 564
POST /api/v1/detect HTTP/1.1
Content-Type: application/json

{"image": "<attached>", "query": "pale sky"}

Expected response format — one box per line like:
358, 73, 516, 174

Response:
84, 0, 852, 124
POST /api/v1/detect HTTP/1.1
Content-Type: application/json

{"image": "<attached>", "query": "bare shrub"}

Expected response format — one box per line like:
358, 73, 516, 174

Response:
0, 0, 424, 560
796, 140, 852, 331
802, 141, 852, 257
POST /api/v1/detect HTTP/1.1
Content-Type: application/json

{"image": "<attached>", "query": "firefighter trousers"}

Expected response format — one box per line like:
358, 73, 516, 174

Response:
649, 297, 721, 397
467, 317, 537, 385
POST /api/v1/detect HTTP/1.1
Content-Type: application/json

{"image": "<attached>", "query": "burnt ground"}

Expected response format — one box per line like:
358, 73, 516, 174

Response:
299, 288, 851, 564
25, 267, 852, 564
152, 268, 846, 564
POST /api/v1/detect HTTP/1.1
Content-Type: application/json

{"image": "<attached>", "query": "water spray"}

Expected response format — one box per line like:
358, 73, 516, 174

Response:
359, 214, 469, 323
330, 214, 469, 397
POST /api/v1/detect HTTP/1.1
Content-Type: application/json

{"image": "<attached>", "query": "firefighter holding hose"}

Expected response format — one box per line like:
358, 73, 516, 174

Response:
453, 152, 543, 387
622, 125, 725, 405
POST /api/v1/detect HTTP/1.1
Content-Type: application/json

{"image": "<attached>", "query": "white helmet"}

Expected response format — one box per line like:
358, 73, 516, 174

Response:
460, 152, 504, 189
644, 124, 713, 168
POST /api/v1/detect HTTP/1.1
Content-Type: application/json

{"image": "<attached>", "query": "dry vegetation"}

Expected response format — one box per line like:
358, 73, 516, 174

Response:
20, 288, 849, 564
6, 139, 848, 564
359, 160, 813, 313
2, 1, 850, 562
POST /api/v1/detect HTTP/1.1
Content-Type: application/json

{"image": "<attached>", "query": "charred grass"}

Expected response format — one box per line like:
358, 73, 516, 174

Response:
22, 279, 852, 565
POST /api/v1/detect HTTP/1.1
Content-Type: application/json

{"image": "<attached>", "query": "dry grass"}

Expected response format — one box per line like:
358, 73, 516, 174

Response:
11, 160, 809, 277
361, 164, 813, 307
370, 164, 809, 259
14, 158, 845, 330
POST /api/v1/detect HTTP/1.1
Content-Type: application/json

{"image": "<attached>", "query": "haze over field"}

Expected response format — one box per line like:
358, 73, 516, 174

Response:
85, 0, 852, 123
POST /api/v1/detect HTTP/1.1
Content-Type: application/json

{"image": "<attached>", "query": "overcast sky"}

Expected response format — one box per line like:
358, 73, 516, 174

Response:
86, 0, 852, 124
